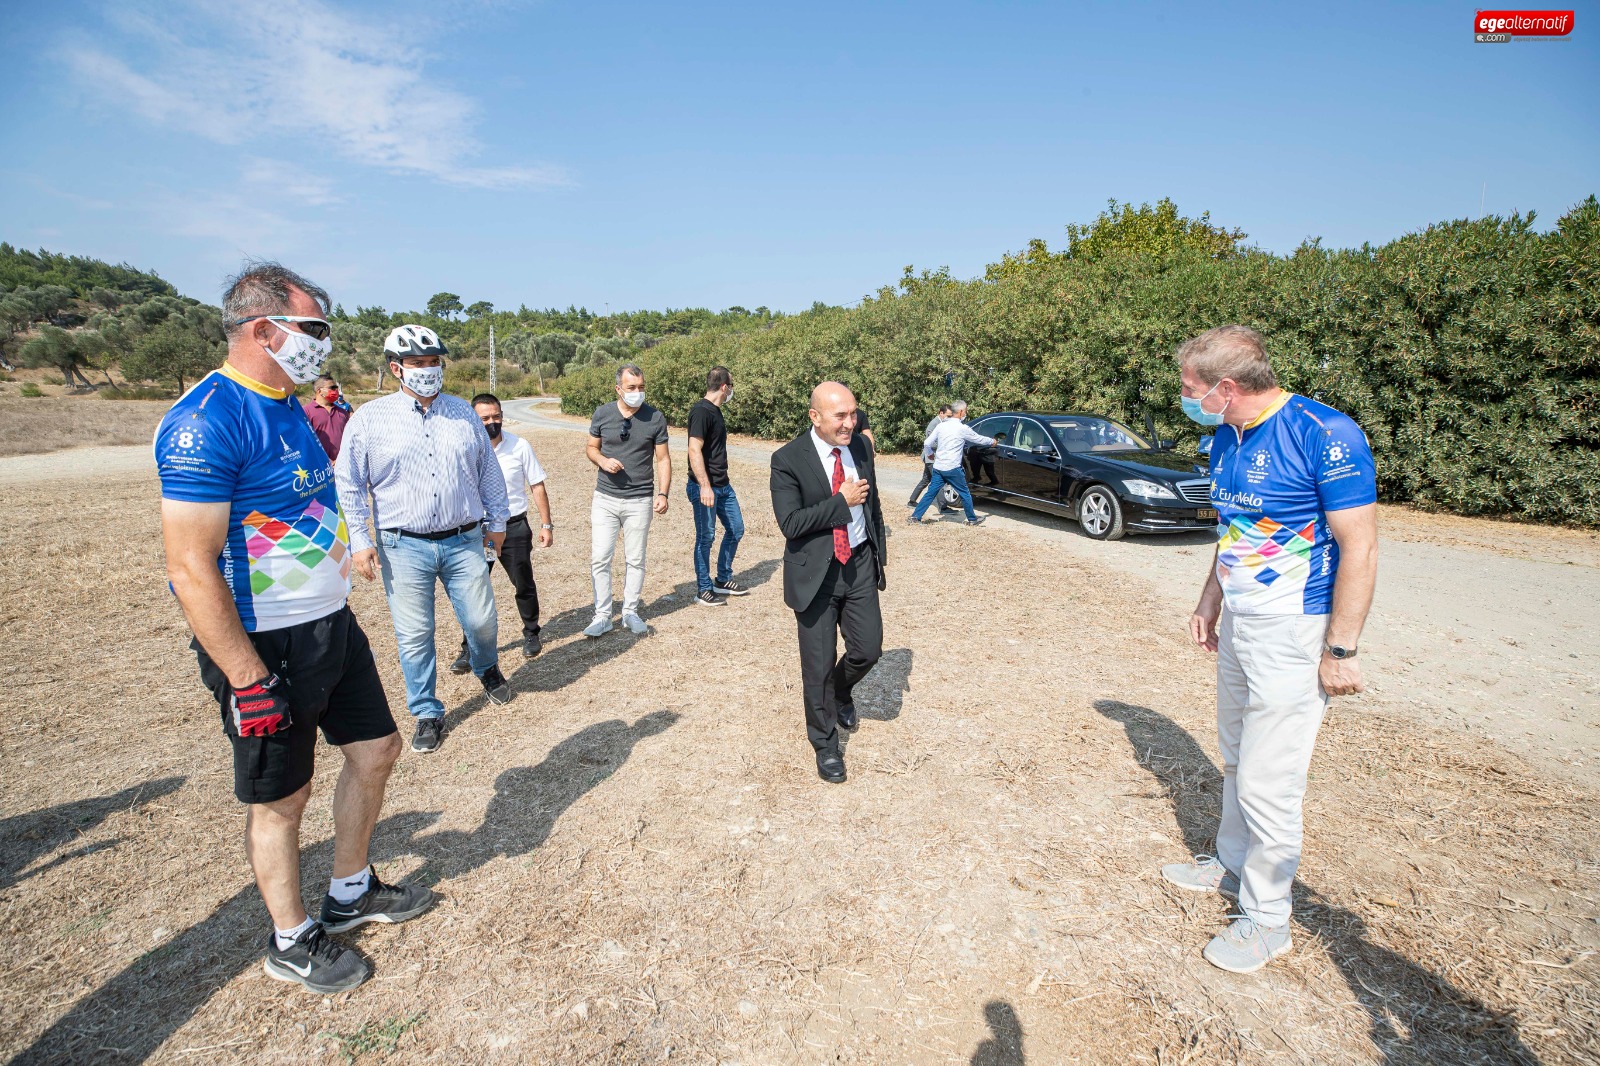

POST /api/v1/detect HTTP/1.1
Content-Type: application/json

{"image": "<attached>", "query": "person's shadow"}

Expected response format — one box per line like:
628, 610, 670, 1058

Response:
858, 647, 913, 723
443, 558, 780, 731
13, 712, 679, 1065
970, 999, 1026, 1064
1, 776, 186, 891
1092, 699, 1541, 1065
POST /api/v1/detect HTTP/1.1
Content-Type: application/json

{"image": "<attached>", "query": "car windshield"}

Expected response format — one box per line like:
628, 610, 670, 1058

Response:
1045, 417, 1153, 454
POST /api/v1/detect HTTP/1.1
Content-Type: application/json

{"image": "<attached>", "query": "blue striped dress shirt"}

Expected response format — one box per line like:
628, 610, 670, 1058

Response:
335, 390, 511, 553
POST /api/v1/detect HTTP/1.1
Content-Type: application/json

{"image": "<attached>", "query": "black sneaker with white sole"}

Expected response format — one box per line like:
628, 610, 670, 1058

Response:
712, 579, 749, 596
479, 664, 511, 704
319, 869, 437, 934
263, 922, 369, 994
695, 590, 726, 607
412, 717, 443, 753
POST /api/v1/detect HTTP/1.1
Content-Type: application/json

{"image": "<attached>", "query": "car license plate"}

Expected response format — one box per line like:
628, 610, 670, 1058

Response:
1196, 507, 1217, 520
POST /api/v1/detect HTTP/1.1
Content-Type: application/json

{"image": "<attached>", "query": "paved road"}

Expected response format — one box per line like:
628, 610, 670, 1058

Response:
505, 396, 1600, 786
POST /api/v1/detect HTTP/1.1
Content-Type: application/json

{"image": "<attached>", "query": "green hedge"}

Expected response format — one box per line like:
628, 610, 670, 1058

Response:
563, 198, 1600, 526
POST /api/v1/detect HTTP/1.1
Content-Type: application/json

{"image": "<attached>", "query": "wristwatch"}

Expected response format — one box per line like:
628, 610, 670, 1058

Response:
1325, 643, 1358, 660
540, 523, 554, 530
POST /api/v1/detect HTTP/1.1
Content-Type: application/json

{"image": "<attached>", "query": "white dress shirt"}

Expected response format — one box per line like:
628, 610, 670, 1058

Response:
925, 418, 993, 471
493, 430, 547, 518
810, 429, 869, 548
336, 390, 510, 552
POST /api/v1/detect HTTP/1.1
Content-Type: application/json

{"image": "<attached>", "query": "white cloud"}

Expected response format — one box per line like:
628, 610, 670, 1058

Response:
240, 160, 343, 208
61, 0, 566, 190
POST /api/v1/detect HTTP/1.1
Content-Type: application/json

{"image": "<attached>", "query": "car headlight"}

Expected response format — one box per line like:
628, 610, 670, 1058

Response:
1122, 478, 1177, 499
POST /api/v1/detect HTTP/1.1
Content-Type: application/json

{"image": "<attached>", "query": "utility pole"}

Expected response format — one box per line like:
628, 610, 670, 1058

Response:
489, 323, 497, 392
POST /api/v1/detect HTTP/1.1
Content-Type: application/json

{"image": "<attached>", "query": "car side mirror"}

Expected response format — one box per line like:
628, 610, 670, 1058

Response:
1031, 445, 1057, 457
1158, 439, 1175, 451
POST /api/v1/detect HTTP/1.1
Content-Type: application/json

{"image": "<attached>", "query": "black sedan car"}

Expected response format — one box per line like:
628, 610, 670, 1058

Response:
945, 411, 1215, 540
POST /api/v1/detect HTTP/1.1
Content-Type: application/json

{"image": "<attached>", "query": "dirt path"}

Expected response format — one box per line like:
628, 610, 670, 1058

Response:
505, 399, 1600, 789
1, 421, 1596, 1064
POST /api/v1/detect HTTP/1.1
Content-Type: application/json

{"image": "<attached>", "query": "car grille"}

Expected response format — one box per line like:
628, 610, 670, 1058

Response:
1177, 479, 1212, 505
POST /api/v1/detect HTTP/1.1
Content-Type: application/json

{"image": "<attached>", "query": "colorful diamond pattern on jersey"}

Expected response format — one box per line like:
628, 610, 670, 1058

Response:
1215, 515, 1316, 590
242, 497, 351, 596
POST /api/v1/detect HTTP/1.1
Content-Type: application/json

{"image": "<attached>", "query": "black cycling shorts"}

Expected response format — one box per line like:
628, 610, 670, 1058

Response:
193, 605, 397, 804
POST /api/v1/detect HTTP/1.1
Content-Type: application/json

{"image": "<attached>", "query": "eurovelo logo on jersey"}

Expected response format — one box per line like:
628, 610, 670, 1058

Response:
1212, 486, 1265, 510
291, 462, 333, 495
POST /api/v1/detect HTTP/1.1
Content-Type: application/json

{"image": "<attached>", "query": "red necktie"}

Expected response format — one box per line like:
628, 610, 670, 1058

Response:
830, 448, 853, 566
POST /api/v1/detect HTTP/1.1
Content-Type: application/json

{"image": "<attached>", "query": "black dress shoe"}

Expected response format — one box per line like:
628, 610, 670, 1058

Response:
816, 750, 846, 783
448, 640, 471, 675
836, 702, 858, 731
523, 632, 542, 658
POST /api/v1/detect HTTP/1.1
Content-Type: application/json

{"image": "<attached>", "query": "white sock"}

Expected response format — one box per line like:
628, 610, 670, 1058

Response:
329, 866, 372, 904
274, 916, 316, 951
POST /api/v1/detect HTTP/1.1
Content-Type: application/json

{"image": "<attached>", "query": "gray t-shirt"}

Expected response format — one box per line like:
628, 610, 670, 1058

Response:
590, 401, 669, 499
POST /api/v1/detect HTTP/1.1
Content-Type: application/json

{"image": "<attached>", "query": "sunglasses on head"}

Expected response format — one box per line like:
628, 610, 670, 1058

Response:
620, 417, 633, 441
235, 315, 333, 341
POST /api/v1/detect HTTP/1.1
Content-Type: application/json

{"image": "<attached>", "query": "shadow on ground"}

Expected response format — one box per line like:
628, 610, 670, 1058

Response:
970, 999, 1025, 1064
859, 647, 914, 723
1092, 698, 1540, 1065
0, 776, 186, 892
440, 557, 779, 732
13, 713, 679, 1065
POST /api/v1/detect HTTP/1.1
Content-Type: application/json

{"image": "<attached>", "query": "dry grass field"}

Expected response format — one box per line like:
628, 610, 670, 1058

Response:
0, 396, 171, 457
1, 422, 1597, 1064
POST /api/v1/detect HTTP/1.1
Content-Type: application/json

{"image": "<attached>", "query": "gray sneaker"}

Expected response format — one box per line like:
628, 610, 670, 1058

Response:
621, 612, 648, 634
1203, 916, 1292, 974
583, 616, 613, 638
1161, 854, 1240, 897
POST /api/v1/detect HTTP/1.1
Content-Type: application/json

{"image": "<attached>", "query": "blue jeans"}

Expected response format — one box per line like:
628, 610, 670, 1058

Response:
911, 465, 977, 521
687, 481, 744, 594
377, 528, 499, 719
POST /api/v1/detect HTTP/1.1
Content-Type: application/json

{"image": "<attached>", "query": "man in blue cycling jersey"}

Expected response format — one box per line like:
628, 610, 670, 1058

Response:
156, 263, 432, 996
1160, 325, 1378, 975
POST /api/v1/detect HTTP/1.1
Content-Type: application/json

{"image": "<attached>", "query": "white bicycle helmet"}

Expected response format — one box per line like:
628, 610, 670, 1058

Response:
384, 324, 448, 359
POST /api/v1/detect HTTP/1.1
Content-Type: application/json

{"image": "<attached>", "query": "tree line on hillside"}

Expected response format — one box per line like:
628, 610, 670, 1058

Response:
323, 299, 785, 394
0, 243, 223, 391
559, 197, 1600, 527
0, 241, 799, 396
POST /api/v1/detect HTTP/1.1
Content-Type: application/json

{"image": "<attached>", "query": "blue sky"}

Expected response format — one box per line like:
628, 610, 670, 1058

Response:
2, 1, 1595, 313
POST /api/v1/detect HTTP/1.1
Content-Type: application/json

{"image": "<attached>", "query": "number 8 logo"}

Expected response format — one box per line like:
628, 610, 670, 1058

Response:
177, 431, 194, 449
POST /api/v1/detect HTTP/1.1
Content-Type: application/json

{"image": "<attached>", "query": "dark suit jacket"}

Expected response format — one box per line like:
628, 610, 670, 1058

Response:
770, 430, 888, 612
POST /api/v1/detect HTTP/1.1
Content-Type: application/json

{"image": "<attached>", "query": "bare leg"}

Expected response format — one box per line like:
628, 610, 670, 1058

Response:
330, 733, 402, 879
246, 784, 312, 930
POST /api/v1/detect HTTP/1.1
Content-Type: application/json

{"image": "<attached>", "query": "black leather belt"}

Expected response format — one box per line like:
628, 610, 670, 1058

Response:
385, 520, 479, 541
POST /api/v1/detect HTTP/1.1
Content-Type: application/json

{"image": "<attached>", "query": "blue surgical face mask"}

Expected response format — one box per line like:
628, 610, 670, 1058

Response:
1181, 380, 1229, 427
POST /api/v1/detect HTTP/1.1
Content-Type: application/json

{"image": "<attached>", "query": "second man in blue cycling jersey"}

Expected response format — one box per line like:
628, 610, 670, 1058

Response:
1161, 324, 1378, 975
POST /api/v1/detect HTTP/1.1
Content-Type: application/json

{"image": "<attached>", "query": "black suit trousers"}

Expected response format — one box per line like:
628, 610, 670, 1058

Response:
490, 514, 541, 638
795, 541, 882, 753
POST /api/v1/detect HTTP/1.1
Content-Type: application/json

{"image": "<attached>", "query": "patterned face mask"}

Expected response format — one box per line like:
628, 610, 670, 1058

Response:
263, 320, 333, 385
401, 364, 445, 398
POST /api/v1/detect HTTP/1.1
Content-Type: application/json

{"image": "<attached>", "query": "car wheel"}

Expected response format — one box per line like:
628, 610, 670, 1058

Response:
939, 485, 960, 510
1077, 485, 1126, 541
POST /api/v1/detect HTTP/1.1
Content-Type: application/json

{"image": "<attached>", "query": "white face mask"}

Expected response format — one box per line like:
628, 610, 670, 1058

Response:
265, 321, 332, 385
400, 364, 444, 398
622, 389, 645, 408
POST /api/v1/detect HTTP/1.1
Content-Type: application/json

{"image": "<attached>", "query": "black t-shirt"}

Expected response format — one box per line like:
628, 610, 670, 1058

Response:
686, 399, 729, 487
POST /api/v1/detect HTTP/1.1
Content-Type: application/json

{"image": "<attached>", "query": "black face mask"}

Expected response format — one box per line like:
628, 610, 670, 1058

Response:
485, 422, 502, 440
